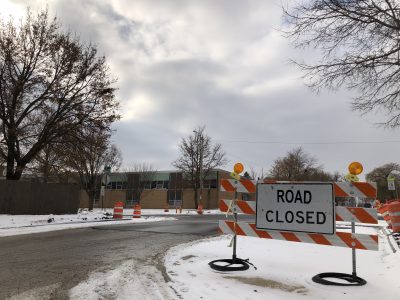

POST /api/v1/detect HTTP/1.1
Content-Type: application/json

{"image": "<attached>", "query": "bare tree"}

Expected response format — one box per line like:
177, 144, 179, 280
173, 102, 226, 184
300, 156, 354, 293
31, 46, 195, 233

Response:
0, 8, 119, 180
366, 163, 400, 200
249, 166, 265, 181
173, 126, 227, 208
122, 163, 157, 204
28, 143, 67, 183
284, 0, 400, 127
63, 127, 122, 210
268, 147, 333, 181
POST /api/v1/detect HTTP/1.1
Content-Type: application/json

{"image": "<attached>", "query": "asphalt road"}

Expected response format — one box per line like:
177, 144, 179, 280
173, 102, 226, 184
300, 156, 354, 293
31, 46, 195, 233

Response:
0, 214, 253, 299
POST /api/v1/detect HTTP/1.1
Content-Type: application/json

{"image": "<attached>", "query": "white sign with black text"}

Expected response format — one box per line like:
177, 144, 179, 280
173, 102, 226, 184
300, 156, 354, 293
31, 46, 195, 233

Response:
256, 183, 335, 234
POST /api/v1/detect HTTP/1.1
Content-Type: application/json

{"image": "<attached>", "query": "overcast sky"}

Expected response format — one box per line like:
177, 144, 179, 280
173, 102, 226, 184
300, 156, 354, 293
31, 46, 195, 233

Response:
2, 0, 400, 178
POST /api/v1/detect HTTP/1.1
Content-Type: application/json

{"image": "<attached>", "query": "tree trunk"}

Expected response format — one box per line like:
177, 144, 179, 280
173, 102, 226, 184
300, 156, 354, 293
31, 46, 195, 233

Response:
194, 187, 198, 208
6, 164, 24, 180
88, 189, 95, 211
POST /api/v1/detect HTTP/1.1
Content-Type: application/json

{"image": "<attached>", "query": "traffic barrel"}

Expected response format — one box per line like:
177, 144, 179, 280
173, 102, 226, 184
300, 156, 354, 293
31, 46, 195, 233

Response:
133, 204, 141, 218
389, 201, 400, 233
379, 204, 391, 228
113, 201, 124, 219
197, 203, 203, 215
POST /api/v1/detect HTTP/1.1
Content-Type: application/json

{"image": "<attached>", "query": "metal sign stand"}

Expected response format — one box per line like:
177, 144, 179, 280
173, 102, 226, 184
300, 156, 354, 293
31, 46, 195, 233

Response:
209, 181, 255, 272
351, 220, 357, 278
232, 188, 238, 262
312, 219, 366, 286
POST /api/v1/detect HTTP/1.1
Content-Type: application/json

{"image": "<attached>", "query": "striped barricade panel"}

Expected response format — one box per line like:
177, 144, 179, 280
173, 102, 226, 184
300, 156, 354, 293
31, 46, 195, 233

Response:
220, 180, 377, 199
220, 199, 378, 224
335, 206, 378, 224
334, 182, 377, 198
378, 205, 392, 226
219, 220, 378, 251
220, 179, 257, 193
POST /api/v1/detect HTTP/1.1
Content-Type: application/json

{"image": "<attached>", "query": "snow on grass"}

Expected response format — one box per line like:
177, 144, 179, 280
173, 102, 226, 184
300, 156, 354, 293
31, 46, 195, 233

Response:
0, 210, 176, 237
69, 260, 175, 300
0, 208, 221, 238
165, 227, 400, 300
95, 208, 223, 216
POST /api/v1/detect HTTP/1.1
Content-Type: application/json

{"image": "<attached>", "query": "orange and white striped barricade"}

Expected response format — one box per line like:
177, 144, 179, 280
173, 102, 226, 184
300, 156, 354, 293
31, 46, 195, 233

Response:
209, 178, 257, 272
220, 199, 378, 225
221, 179, 378, 198
379, 204, 392, 228
164, 204, 169, 212
133, 204, 141, 218
389, 201, 400, 233
219, 220, 378, 250
197, 203, 203, 215
217, 179, 379, 284
113, 201, 124, 219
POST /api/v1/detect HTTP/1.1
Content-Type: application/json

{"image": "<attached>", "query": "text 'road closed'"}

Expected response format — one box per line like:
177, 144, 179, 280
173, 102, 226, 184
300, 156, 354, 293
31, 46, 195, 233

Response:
256, 183, 335, 234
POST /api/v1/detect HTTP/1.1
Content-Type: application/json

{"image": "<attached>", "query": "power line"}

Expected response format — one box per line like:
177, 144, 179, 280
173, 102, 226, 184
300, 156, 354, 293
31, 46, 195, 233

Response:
217, 139, 400, 145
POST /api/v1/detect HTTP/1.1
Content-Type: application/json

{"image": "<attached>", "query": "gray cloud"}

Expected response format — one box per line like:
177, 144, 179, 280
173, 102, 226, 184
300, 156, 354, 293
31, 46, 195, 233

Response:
4, 0, 400, 177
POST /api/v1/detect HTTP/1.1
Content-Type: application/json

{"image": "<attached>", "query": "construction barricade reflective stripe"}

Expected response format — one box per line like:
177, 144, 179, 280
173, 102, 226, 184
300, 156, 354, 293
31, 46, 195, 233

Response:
219, 220, 378, 251
219, 199, 378, 224
220, 179, 257, 193
335, 206, 378, 224
334, 182, 377, 198
389, 202, 400, 233
133, 204, 141, 218
113, 202, 124, 219
379, 204, 392, 227
220, 179, 377, 198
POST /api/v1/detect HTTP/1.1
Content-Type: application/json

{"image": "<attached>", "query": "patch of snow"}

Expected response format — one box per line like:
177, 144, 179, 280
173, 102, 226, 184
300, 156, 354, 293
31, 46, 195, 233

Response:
69, 260, 175, 300
164, 226, 400, 300
0, 211, 176, 237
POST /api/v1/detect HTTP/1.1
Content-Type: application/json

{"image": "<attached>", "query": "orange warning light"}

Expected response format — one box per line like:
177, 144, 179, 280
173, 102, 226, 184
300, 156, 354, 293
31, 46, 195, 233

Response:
348, 162, 363, 175
233, 163, 244, 174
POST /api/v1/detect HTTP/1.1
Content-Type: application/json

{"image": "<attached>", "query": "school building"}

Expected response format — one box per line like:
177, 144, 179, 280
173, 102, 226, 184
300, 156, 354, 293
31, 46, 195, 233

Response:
79, 169, 253, 209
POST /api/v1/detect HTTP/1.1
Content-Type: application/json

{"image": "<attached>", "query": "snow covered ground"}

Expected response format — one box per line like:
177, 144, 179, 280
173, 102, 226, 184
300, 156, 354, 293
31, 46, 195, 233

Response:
0, 208, 221, 237
0, 209, 178, 237
164, 225, 400, 300
66, 222, 400, 300
4, 209, 398, 299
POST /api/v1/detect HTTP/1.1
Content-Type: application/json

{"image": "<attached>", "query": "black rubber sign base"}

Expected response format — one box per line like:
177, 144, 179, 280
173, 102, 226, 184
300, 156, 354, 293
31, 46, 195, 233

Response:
209, 258, 255, 272
312, 272, 367, 286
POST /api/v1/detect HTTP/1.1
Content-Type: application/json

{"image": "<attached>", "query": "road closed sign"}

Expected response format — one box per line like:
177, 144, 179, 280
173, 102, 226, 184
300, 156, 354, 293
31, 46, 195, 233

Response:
256, 183, 335, 234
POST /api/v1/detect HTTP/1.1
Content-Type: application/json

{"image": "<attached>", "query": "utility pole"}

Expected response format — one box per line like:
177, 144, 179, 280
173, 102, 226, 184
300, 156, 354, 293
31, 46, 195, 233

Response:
193, 130, 203, 207
200, 134, 203, 206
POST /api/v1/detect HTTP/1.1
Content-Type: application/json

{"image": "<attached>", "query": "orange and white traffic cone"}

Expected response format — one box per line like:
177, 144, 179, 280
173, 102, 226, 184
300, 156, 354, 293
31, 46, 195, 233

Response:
197, 203, 203, 215
133, 204, 141, 218
113, 201, 124, 219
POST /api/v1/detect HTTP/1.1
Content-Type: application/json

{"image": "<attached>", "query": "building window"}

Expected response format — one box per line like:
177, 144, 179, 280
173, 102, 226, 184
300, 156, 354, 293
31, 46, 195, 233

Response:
144, 181, 152, 189
107, 181, 127, 190
144, 180, 169, 190
168, 190, 182, 207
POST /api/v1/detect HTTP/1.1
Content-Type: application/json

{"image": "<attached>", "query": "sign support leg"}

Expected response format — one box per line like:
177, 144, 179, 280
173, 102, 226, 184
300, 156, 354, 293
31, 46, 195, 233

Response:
312, 219, 366, 285
209, 183, 252, 271
351, 221, 357, 278
233, 212, 237, 261
232, 188, 238, 262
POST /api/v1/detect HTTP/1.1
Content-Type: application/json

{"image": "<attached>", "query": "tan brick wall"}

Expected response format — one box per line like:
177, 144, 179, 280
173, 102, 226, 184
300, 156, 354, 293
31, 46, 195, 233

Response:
103, 190, 126, 207
180, 188, 220, 209
79, 190, 126, 208
79, 190, 89, 208
78, 186, 228, 209
140, 190, 168, 208
182, 189, 196, 208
